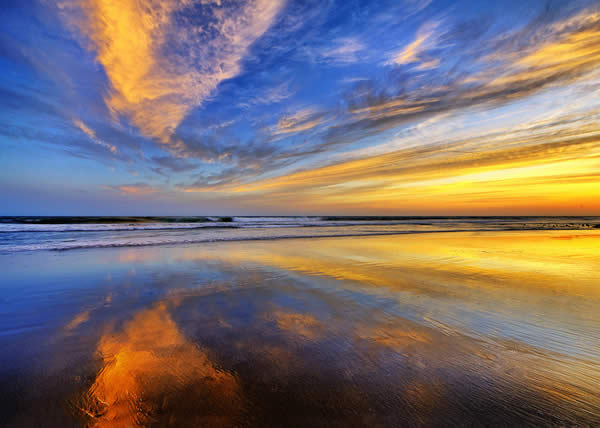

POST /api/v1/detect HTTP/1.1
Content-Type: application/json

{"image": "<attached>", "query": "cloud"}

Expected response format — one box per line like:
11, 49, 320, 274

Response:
151, 155, 198, 173
60, 0, 285, 144
401, 0, 432, 16
325, 8, 600, 152
73, 118, 118, 154
487, 13, 600, 88
340, 76, 370, 84
177, 109, 600, 215
237, 81, 295, 108
104, 183, 161, 195
271, 108, 325, 136
0, 76, 147, 163
316, 37, 366, 64
5, 0, 600, 216
386, 20, 440, 67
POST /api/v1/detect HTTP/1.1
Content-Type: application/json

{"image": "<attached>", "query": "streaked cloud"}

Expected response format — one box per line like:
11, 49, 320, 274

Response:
272, 108, 325, 136
73, 118, 118, 154
104, 183, 161, 195
180, 109, 600, 214
238, 81, 295, 108
387, 20, 440, 67
316, 37, 366, 64
340, 76, 370, 84
327, 8, 600, 155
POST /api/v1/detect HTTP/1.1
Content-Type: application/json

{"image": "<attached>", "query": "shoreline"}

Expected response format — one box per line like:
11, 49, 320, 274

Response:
2, 227, 600, 254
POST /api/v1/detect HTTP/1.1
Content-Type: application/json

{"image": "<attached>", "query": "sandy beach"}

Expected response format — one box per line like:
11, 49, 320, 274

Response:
1, 230, 599, 426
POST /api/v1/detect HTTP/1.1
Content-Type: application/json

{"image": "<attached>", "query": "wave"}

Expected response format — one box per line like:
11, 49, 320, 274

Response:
0, 223, 243, 233
0, 220, 393, 233
0, 216, 235, 225
2, 216, 599, 230
2, 224, 600, 253
1, 217, 599, 253
0, 230, 418, 252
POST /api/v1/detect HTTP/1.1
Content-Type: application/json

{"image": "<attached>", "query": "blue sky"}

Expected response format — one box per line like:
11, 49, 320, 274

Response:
1, 0, 600, 215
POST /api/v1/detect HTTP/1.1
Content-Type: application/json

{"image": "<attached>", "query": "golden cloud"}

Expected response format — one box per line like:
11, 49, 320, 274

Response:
62, 0, 284, 145
386, 20, 440, 67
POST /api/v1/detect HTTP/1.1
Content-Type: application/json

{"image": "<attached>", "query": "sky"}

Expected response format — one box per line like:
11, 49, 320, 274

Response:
1, 0, 600, 215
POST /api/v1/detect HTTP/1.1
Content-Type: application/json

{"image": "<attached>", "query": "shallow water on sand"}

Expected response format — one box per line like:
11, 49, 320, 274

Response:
1, 231, 599, 426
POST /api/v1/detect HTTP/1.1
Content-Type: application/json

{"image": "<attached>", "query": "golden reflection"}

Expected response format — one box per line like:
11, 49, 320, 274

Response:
356, 325, 431, 350
180, 231, 600, 298
271, 310, 322, 340
64, 295, 112, 333
354, 319, 600, 415
77, 302, 241, 427
65, 310, 91, 332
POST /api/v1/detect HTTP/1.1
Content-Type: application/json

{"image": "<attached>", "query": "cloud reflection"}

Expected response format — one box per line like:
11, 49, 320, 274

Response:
76, 302, 241, 427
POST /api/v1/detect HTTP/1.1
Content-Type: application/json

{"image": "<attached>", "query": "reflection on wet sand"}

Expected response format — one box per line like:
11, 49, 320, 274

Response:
180, 231, 599, 297
271, 310, 323, 340
75, 302, 241, 427
65, 310, 91, 332
178, 231, 600, 359
1, 231, 599, 426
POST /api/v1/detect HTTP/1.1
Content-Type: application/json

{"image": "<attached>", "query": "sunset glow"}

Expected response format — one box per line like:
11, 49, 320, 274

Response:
2, 1, 600, 215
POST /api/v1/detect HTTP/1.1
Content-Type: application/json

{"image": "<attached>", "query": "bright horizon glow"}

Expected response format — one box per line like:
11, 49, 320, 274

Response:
1, 0, 600, 215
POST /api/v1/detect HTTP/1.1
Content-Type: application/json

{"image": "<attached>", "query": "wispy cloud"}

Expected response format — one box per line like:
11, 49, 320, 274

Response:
60, 0, 285, 144
316, 37, 366, 64
237, 81, 295, 108
386, 20, 440, 67
73, 118, 118, 154
151, 155, 197, 173
272, 108, 325, 136
340, 76, 370, 84
402, 0, 432, 16
179, 109, 600, 214
327, 8, 600, 151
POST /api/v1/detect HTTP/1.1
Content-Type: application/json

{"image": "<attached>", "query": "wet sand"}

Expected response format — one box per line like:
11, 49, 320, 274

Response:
1, 230, 599, 426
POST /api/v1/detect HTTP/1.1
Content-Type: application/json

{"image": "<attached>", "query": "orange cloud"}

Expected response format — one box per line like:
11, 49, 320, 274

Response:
467, 11, 600, 96
181, 110, 600, 215
103, 183, 160, 195
387, 20, 440, 67
62, 0, 284, 145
